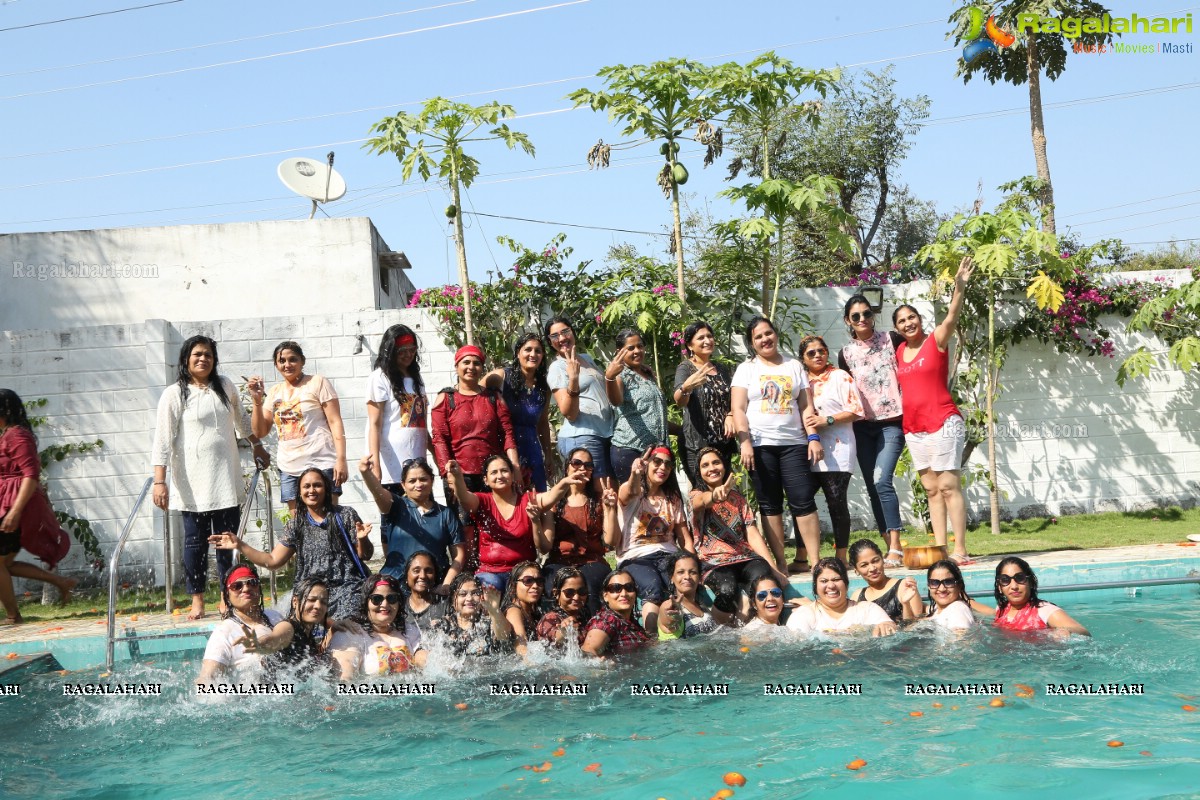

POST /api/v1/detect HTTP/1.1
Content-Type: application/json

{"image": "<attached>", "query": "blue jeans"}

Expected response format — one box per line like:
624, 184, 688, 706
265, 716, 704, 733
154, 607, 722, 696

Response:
609, 445, 643, 487
179, 506, 238, 595
557, 433, 613, 479
476, 570, 509, 594
279, 467, 343, 503
853, 419, 905, 535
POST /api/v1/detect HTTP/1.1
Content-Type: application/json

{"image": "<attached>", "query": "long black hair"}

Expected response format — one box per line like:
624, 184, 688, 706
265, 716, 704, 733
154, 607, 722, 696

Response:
500, 560, 543, 630
504, 332, 550, 397
637, 444, 684, 509
993, 556, 1041, 610
374, 323, 425, 399
287, 575, 330, 633
175, 335, 231, 409
924, 559, 972, 617
550, 566, 588, 617
220, 565, 268, 625
355, 572, 408, 633
0, 389, 34, 442
291, 468, 343, 571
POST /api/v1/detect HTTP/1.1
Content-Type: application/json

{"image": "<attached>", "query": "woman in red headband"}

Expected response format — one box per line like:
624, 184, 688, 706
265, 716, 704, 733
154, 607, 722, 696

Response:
197, 565, 285, 683
609, 444, 693, 633
365, 324, 430, 544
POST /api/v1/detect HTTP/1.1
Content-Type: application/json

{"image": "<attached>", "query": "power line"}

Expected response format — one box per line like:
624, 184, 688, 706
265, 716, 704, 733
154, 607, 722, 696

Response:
922, 82, 1200, 126
0, 0, 590, 102
0, 0, 183, 33
466, 211, 668, 237
1069, 199, 1200, 227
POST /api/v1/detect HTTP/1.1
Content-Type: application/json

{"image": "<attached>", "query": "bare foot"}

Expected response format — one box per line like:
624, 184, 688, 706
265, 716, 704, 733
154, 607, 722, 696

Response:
57, 577, 79, 606
1, 613, 23, 626
187, 598, 206, 621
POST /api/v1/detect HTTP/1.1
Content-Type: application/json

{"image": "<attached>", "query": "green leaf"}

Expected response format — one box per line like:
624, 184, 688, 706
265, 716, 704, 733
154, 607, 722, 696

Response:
1168, 336, 1200, 373
1116, 347, 1155, 387
1025, 270, 1065, 312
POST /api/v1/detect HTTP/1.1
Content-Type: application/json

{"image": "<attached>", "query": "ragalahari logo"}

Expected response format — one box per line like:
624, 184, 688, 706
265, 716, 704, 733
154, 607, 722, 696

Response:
963, 7, 1016, 62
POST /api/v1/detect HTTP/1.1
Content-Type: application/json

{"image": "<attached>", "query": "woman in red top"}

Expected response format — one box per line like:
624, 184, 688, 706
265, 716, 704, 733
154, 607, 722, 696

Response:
431, 345, 520, 497
0, 389, 76, 625
893, 256, 974, 565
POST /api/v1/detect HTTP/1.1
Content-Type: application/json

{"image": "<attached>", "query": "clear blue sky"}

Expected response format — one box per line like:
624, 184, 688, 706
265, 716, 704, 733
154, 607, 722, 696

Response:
1, 0, 1197, 292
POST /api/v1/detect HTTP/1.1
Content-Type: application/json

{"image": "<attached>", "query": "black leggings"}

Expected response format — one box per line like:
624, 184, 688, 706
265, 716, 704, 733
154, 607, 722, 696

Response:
813, 471, 853, 549
704, 557, 775, 613
750, 444, 817, 517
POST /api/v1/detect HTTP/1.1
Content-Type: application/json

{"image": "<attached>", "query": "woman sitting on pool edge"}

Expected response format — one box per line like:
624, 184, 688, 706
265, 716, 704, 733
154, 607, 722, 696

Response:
992, 557, 1089, 636
787, 558, 897, 637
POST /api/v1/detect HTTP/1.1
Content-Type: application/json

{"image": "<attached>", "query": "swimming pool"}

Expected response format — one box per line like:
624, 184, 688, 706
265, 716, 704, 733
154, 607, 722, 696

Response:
2, 571, 1198, 799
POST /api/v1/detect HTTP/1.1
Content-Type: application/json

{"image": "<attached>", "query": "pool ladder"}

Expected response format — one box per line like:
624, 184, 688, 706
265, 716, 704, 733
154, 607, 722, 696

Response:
105, 467, 277, 670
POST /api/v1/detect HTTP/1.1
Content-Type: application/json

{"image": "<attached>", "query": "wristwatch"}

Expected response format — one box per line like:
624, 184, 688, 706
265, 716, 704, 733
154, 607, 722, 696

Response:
826, 415, 835, 427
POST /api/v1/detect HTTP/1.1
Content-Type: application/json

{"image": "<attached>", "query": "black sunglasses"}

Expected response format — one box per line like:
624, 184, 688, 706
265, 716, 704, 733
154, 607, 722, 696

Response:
516, 576, 540, 587
605, 582, 637, 594
849, 310, 874, 322
369, 593, 401, 606
928, 578, 958, 589
997, 573, 1031, 586
568, 458, 594, 470
561, 588, 587, 599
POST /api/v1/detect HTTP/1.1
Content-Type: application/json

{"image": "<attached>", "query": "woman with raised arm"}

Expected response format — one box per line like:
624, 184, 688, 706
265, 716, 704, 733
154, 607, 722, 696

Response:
656, 551, 733, 640
429, 572, 515, 658
848, 539, 923, 624
197, 565, 283, 683
485, 333, 557, 492
545, 315, 614, 492
604, 328, 669, 486
673, 321, 735, 487
786, 557, 898, 638
894, 256, 974, 565
248, 340, 347, 512
541, 447, 616, 616
249, 576, 339, 681
731, 317, 825, 574
992, 557, 1089, 636
152, 336, 268, 620
210, 467, 371, 618
611, 447, 693, 633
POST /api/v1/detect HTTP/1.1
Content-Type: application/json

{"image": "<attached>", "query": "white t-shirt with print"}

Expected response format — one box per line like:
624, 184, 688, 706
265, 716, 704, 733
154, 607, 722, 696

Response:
732, 357, 811, 446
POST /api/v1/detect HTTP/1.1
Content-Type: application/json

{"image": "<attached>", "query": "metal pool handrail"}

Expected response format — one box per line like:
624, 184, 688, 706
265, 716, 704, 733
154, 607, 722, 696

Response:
233, 466, 278, 604
1036, 575, 1200, 594
106, 477, 154, 670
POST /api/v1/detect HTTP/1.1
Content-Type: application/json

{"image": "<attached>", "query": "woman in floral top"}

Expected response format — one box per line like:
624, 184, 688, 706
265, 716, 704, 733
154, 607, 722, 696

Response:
673, 321, 735, 487
837, 296, 906, 567
604, 328, 668, 485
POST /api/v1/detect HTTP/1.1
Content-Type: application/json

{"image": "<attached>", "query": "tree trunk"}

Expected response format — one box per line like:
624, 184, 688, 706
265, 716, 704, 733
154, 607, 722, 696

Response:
1026, 35, 1056, 235
670, 176, 686, 307
449, 176, 474, 345
987, 284, 1001, 534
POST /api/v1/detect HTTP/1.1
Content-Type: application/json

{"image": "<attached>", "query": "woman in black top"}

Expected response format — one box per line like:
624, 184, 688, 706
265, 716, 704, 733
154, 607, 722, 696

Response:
673, 321, 735, 486
848, 539, 922, 623
254, 575, 338, 680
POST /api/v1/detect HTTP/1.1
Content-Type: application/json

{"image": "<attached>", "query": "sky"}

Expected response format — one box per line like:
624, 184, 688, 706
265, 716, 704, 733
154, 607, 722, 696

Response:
1, 0, 1197, 293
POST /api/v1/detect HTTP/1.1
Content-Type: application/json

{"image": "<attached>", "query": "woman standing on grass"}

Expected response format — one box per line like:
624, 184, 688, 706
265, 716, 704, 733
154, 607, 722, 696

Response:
673, 321, 735, 487
605, 328, 669, 486
485, 333, 557, 492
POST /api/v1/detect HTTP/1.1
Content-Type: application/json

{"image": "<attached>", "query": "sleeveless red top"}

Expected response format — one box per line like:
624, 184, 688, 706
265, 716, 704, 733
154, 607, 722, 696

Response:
993, 603, 1050, 631
895, 335, 960, 434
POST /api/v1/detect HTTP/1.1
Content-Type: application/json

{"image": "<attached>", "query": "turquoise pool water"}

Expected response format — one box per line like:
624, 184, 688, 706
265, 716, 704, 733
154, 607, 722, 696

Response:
2, 569, 1198, 799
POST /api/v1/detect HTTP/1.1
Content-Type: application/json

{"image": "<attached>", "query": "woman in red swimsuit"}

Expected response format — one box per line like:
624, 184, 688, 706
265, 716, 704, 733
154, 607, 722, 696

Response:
992, 556, 1089, 636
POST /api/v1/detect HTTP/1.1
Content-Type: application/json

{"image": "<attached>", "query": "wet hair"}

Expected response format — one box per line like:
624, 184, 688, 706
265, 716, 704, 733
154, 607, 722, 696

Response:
993, 556, 1041, 610
500, 561, 543, 627
287, 575, 329, 632
482, 453, 514, 479
797, 335, 829, 360
356, 572, 407, 633
505, 332, 550, 397
638, 444, 684, 508
220, 564, 267, 625
404, 550, 441, 598
749, 574, 784, 619
695, 446, 729, 487
811, 557, 850, 597
272, 340, 306, 366
544, 314, 574, 340
551, 566, 587, 612
892, 304, 922, 327
374, 323, 425, 399
400, 459, 436, 482
175, 335, 231, 409
665, 551, 703, 601
600, 568, 637, 613
743, 316, 777, 357
446, 572, 482, 620
925, 559, 971, 616
843, 294, 873, 319
682, 321, 715, 354
0, 388, 33, 439
848, 539, 884, 569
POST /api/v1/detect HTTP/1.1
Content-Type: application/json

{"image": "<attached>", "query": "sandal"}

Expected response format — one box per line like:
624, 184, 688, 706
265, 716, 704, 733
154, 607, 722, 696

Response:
884, 549, 904, 568
951, 553, 977, 566
787, 560, 811, 575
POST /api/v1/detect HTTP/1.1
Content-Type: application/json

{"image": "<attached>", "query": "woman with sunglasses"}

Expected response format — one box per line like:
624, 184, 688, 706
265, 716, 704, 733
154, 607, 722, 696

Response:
365, 324, 429, 543
485, 333, 557, 492
798, 334, 864, 565
992, 556, 1089, 636
500, 561, 544, 657
690, 447, 783, 620
361, 455, 464, 592
248, 340, 347, 512
330, 573, 427, 678
197, 565, 283, 683
674, 321, 736, 487
741, 575, 790, 631
211, 467, 371, 619
582, 568, 653, 656
657, 551, 732, 639
541, 447, 617, 616
610, 447, 693, 634
535, 567, 590, 649
922, 559, 976, 631
605, 328, 669, 486
402, 550, 449, 634
545, 315, 614, 492
837, 297, 906, 568
430, 572, 515, 657
848, 539, 922, 624
786, 557, 897, 637
732, 317, 824, 574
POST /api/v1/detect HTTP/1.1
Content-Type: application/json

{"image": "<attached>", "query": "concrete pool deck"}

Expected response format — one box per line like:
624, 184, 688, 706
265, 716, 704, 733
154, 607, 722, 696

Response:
3, 542, 1199, 649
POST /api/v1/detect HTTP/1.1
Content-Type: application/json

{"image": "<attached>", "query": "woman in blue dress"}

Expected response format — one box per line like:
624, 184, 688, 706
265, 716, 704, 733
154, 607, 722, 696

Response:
485, 333, 557, 491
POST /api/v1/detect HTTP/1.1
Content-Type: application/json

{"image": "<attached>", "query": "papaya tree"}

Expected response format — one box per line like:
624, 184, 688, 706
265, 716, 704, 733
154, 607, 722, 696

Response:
948, 0, 1116, 234
1118, 278, 1200, 385
365, 98, 535, 344
570, 58, 715, 306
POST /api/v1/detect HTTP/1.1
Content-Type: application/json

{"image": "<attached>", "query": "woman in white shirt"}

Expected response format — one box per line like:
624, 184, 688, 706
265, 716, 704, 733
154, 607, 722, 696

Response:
197, 565, 282, 683
787, 558, 898, 637
731, 317, 824, 573
923, 559, 977, 631
330, 572, 427, 678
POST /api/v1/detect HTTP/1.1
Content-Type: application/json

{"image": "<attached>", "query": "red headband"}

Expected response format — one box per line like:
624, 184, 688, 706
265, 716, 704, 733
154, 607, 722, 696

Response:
225, 565, 256, 588
650, 446, 673, 460
395, 334, 416, 347
374, 579, 393, 589
454, 345, 484, 364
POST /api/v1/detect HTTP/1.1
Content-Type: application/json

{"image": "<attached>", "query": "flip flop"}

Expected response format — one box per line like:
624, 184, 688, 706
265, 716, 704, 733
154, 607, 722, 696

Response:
951, 554, 977, 566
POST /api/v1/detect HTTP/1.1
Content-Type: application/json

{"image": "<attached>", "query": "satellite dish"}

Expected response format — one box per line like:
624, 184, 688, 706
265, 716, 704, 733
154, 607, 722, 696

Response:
278, 152, 348, 219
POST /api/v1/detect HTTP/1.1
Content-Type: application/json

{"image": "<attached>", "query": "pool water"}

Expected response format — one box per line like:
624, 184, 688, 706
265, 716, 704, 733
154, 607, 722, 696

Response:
3, 586, 1199, 799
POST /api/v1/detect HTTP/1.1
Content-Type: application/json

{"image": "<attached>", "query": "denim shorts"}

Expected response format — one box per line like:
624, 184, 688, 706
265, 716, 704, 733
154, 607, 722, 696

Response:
279, 467, 343, 502
557, 434, 613, 479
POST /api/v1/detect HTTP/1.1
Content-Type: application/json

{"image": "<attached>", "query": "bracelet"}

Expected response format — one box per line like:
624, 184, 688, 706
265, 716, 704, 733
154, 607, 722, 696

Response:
807, 433, 821, 442
153, 480, 166, 486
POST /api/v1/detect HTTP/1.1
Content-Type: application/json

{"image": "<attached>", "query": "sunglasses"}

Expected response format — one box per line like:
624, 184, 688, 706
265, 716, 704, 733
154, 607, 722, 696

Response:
516, 576, 540, 587
928, 578, 958, 589
755, 587, 783, 601
997, 573, 1031, 586
803, 349, 828, 358
849, 310, 874, 323
228, 578, 260, 592
369, 593, 401, 606
560, 588, 587, 599
605, 582, 637, 594
568, 458, 594, 470
649, 456, 674, 468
